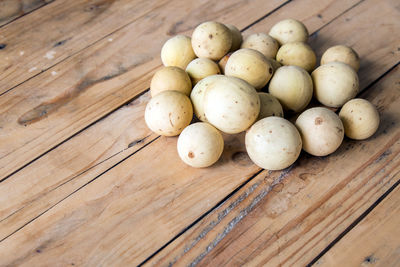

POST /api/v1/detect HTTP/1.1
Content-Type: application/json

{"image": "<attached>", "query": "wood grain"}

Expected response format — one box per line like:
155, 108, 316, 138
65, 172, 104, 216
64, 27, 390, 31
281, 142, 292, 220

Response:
0, 0, 166, 94
248, 0, 400, 89
308, 0, 400, 91
0, 132, 260, 266
316, 184, 400, 267
0, 0, 291, 263
0, 0, 360, 247
244, 0, 360, 35
148, 64, 400, 267
0, 0, 53, 27
0, 0, 287, 180
0, 92, 158, 241
0, 0, 398, 265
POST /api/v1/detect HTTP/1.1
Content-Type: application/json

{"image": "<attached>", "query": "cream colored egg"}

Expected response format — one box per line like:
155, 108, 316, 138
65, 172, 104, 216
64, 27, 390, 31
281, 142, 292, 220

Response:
226, 24, 243, 51
269, 19, 309, 45
225, 48, 273, 90
295, 107, 344, 156
339, 98, 379, 140
241, 33, 279, 59
150, 66, 192, 97
192, 21, 232, 60
186, 58, 220, 85
276, 42, 316, 72
245, 117, 302, 170
257, 92, 284, 120
312, 62, 359, 108
203, 76, 260, 134
145, 91, 193, 136
268, 66, 313, 112
161, 35, 196, 69
321, 45, 360, 71
190, 75, 223, 122
177, 122, 224, 168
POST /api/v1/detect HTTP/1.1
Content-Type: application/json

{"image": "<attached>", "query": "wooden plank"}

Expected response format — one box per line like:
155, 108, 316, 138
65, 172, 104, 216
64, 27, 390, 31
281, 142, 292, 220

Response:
0, 0, 290, 262
308, 0, 400, 91
316, 184, 400, 267
244, 0, 359, 33
0, 92, 158, 240
0, 132, 260, 266
0, 0, 359, 247
248, 0, 400, 90
148, 64, 400, 266
0, 0, 53, 27
0, 0, 167, 94
0, 0, 288, 180
0, 0, 398, 265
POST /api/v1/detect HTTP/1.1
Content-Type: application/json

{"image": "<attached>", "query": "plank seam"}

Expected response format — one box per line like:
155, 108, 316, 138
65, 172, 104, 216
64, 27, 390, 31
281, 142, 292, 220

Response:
307, 171, 400, 266
0, 0, 363, 180
284, 149, 400, 265
0, 0, 293, 252
137, 168, 265, 266
0, 0, 170, 97
240, 0, 292, 31
0, 0, 55, 29
188, 167, 294, 267
1, 0, 397, 260
0, 88, 150, 183
222, 136, 400, 266
309, 0, 365, 38
139, 1, 377, 264
0, 135, 160, 243
142, 61, 400, 265
0, 0, 294, 181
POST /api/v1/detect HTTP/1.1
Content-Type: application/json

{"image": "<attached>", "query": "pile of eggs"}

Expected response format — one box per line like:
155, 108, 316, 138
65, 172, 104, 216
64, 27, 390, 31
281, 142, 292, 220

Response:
145, 19, 379, 169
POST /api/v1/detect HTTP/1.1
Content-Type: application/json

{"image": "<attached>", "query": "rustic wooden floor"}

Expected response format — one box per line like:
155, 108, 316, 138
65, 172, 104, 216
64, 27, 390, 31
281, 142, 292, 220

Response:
0, 0, 399, 266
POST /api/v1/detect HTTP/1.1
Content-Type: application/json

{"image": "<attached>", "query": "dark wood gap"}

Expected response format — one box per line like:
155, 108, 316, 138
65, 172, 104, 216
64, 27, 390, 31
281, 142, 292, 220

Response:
0, 0, 170, 97
309, 0, 364, 38
240, 0, 292, 31
0, 0, 392, 258
0, 88, 150, 184
0, 0, 294, 241
307, 175, 400, 266
0, 0, 292, 182
138, 1, 400, 263
138, 169, 265, 266
0, 0, 55, 28
0, 0, 359, 183
139, 59, 400, 266
303, 61, 400, 266
0, 135, 160, 243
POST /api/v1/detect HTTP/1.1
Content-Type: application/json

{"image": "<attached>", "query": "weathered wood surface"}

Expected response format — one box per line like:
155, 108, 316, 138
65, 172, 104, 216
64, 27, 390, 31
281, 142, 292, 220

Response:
0, 0, 399, 265
0, 0, 287, 181
0, 0, 363, 246
0, 0, 290, 241
317, 183, 400, 267
0, 0, 53, 27
148, 64, 400, 266
0, 0, 164, 94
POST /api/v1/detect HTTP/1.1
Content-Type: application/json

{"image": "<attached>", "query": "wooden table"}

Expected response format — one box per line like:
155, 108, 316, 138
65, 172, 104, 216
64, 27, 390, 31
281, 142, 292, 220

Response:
0, 0, 399, 266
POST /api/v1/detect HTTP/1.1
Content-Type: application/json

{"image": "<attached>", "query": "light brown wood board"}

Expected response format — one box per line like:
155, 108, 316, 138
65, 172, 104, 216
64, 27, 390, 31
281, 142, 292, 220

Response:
0, 0, 288, 180
0, 0, 53, 27
0, 0, 365, 244
316, 183, 400, 266
148, 63, 400, 267
0, 0, 398, 266
0, 0, 400, 266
